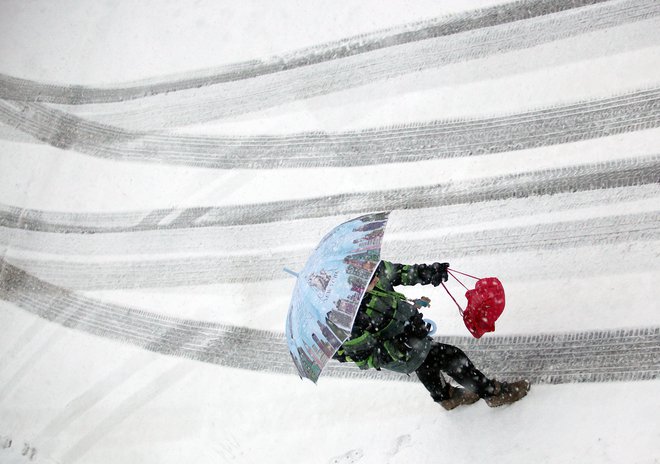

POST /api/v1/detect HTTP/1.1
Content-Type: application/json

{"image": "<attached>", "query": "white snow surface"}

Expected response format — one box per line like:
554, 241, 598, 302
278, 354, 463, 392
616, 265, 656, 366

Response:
0, 1, 659, 463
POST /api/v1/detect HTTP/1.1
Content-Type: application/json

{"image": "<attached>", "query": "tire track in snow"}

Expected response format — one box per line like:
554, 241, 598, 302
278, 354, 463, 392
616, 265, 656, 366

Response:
3, 185, 656, 256
0, 0, 614, 105
14, 0, 658, 132
1, 155, 658, 232
0, 262, 657, 384
1, 87, 658, 168
3, 211, 658, 288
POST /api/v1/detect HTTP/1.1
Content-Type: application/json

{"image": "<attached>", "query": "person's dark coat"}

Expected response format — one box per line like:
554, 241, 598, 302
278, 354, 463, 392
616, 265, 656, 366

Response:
333, 260, 449, 373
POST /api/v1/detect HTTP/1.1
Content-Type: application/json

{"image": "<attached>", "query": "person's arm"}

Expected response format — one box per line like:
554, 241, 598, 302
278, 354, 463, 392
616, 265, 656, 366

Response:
379, 260, 449, 286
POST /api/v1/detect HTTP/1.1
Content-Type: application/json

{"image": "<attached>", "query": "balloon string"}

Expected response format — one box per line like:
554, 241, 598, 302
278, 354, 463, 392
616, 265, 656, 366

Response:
441, 282, 464, 316
448, 268, 481, 280
447, 270, 469, 291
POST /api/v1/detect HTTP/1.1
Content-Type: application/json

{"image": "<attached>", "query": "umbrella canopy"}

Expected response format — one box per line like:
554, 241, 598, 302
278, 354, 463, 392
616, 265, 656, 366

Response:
285, 212, 389, 382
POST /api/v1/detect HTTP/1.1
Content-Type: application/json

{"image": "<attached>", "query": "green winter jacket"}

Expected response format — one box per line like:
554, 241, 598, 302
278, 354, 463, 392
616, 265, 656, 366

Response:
333, 260, 449, 374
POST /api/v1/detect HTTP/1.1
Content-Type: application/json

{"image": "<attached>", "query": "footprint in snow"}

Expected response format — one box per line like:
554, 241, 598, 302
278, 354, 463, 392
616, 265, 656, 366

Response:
390, 434, 411, 456
328, 448, 364, 463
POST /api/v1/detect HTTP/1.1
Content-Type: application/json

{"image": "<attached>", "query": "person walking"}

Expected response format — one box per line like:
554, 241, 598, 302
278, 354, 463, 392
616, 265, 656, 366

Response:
333, 260, 530, 410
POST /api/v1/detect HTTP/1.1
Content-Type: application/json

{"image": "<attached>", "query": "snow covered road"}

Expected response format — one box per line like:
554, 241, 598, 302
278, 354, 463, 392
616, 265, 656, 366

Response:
1, 0, 658, 462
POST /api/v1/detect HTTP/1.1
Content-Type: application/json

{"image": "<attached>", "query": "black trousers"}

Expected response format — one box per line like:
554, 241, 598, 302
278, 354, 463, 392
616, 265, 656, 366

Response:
415, 342, 496, 401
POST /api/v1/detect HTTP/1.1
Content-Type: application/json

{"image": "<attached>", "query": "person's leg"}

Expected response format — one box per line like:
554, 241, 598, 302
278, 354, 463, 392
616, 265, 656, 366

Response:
416, 342, 531, 407
415, 354, 452, 401
416, 342, 497, 398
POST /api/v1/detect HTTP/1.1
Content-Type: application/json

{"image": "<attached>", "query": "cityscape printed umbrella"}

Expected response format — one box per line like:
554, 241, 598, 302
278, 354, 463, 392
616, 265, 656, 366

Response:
285, 212, 389, 382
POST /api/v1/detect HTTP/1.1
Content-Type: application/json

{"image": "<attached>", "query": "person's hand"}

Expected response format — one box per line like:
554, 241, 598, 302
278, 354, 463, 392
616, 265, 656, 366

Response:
405, 313, 430, 338
430, 262, 449, 286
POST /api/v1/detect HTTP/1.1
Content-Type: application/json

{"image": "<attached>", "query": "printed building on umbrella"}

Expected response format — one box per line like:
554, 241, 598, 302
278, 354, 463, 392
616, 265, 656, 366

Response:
345, 264, 372, 280
354, 229, 384, 243
327, 298, 359, 337
327, 308, 353, 332
350, 282, 365, 294
304, 340, 327, 366
352, 244, 381, 254
352, 231, 384, 251
343, 258, 377, 273
316, 320, 342, 350
336, 297, 359, 313
348, 275, 366, 294
307, 270, 334, 296
312, 332, 335, 358
297, 347, 321, 378
352, 249, 381, 263
290, 352, 305, 377
353, 220, 387, 232
325, 314, 350, 340
344, 250, 380, 270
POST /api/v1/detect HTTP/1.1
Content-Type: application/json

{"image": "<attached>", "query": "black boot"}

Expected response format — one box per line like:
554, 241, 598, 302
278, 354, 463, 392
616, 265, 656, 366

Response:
437, 385, 480, 411
484, 380, 530, 407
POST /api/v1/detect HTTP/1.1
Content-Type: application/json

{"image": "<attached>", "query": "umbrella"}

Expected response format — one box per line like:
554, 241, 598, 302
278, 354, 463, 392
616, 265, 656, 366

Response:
285, 212, 389, 382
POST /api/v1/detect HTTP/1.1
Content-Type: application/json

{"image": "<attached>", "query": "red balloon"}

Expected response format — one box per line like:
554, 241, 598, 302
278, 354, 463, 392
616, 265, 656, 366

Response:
462, 277, 505, 338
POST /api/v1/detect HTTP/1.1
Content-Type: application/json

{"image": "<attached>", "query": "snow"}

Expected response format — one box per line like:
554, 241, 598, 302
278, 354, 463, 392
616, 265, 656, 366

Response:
0, 310, 658, 463
1, 1, 659, 463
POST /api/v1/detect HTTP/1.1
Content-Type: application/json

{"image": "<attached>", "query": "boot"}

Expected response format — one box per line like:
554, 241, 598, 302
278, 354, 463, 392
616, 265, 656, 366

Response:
438, 385, 480, 411
484, 380, 530, 407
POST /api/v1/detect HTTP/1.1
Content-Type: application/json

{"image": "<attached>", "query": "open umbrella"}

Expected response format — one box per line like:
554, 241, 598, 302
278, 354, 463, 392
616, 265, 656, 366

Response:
285, 212, 389, 382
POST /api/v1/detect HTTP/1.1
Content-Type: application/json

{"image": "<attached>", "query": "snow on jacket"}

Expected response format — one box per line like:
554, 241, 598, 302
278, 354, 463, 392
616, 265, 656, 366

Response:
333, 260, 449, 374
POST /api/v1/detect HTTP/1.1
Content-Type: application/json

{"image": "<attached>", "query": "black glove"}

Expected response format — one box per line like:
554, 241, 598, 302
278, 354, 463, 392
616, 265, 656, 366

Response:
404, 313, 431, 339
430, 262, 449, 286
418, 262, 449, 286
